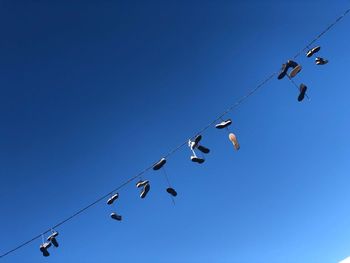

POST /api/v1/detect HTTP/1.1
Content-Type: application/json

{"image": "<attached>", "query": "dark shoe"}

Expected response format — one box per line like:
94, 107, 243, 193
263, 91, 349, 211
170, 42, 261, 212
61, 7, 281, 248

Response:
191, 156, 205, 164
215, 119, 232, 129
189, 135, 203, 150
287, 60, 298, 68
153, 157, 166, 170
40, 242, 51, 257
298, 84, 307, 102
107, 193, 119, 205
110, 212, 122, 221
197, 145, 210, 154
278, 60, 299, 80
192, 135, 202, 148
166, 187, 177, 197
136, 180, 149, 188
47, 231, 59, 247
50, 237, 59, 248
140, 183, 150, 198
306, 46, 321, 57
315, 57, 328, 65
277, 63, 288, 80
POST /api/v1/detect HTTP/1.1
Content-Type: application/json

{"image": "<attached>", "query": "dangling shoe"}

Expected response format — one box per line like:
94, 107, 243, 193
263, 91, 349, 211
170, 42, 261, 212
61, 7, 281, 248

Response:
153, 157, 166, 170
229, 133, 240, 150
277, 63, 288, 80
136, 180, 149, 188
166, 187, 177, 197
107, 193, 119, 205
289, 64, 302, 78
188, 139, 195, 150
110, 212, 122, 221
40, 242, 51, 257
191, 135, 202, 149
47, 231, 59, 247
298, 84, 307, 102
215, 119, 232, 129
191, 155, 205, 164
140, 183, 150, 199
287, 60, 298, 68
306, 46, 321, 57
315, 57, 328, 65
197, 145, 210, 154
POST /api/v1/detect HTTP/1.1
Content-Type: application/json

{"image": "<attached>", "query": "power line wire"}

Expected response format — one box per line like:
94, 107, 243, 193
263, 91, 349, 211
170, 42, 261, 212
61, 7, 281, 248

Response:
1, 6, 349, 259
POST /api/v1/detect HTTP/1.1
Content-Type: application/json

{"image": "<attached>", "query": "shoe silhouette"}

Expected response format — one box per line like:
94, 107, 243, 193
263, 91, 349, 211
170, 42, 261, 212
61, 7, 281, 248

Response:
278, 60, 300, 80
110, 212, 122, 221
107, 193, 119, 205
136, 180, 149, 188
215, 119, 232, 129
315, 57, 328, 65
166, 187, 177, 197
197, 145, 210, 154
191, 156, 205, 164
298, 84, 307, 102
306, 46, 321, 57
289, 64, 302, 78
140, 183, 150, 198
229, 133, 240, 150
47, 231, 59, 247
153, 158, 166, 170
40, 242, 51, 257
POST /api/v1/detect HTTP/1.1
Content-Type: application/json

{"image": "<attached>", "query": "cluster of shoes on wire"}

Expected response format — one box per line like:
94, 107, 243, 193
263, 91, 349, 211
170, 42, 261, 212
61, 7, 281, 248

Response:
277, 46, 328, 101
40, 45, 319, 256
103, 118, 239, 223
37, 48, 326, 258
39, 231, 59, 257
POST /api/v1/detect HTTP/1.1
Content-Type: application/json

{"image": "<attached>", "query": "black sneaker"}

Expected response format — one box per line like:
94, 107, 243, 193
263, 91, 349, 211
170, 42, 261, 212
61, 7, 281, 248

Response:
191, 156, 205, 164
110, 212, 122, 221
140, 183, 150, 198
166, 187, 177, 197
215, 119, 232, 129
192, 135, 202, 148
287, 60, 298, 68
298, 84, 307, 102
40, 242, 51, 257
136, 180, 149, 188
107, 193, 119, 205
47, 231, 59, 247
197, 145, 210, 154
306, 46, 321, 57
153, 158, 166, 170
277, 63, 288, 80
315, 57, 328, 65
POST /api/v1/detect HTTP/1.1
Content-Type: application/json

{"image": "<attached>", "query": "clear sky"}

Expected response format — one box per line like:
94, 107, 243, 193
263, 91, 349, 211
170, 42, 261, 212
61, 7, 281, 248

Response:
1, 1, 350, 263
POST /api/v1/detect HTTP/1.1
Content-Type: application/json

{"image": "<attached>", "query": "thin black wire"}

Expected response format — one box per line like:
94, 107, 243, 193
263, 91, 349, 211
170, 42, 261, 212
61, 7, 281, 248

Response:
1, 6, 349, 260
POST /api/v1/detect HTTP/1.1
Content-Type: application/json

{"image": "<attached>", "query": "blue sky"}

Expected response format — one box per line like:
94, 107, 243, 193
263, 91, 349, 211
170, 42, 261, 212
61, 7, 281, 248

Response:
1, 1, 350, 262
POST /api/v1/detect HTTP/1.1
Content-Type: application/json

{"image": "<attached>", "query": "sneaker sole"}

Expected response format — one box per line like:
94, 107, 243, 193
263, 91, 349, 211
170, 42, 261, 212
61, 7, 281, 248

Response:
153, 158, 166, 170
215, 120, 232, 129
298, 85, 307, 102
306, 46, 321, 57
166, 188, 177, 197
289, 65, 302, 78
229, 133, 240, 150
140, 184, 150, 198
197, 145, 210, 154
191, 157, 205, 164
